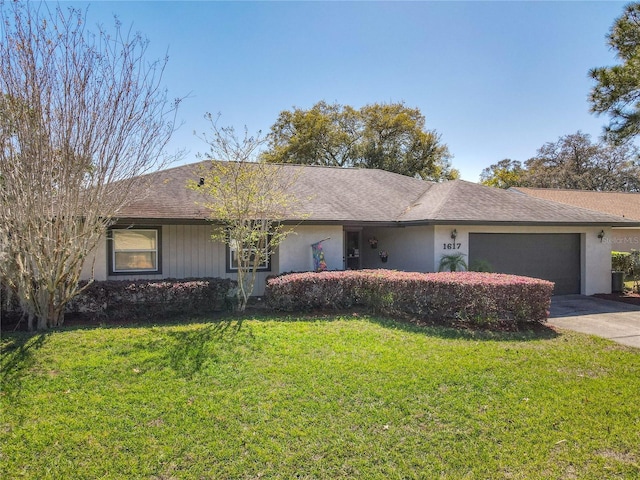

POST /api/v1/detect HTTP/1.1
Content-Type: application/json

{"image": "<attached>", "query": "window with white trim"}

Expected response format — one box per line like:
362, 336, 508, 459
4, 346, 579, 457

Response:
111, 228, 160, 274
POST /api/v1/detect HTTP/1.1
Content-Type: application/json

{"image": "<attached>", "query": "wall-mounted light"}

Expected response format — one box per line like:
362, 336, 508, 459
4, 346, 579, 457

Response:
598, 230, 605, 242
198, 177, 205, 187
451, 229, 457, 240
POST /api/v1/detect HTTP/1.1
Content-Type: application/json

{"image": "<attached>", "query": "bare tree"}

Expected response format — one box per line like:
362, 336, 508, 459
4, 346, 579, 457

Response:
0, 2, 179, 330
189, 114, 301, 312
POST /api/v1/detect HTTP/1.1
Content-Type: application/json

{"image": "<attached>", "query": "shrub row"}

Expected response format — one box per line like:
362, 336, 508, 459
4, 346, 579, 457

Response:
265, 269, 554, 325
2, 278, 237, 322
612, 251, 633, 274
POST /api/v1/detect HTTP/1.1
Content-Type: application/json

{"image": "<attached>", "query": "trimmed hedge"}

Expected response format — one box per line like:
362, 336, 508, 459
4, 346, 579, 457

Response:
265, 269, 554, 325
69, 278, 238, 320
612, 251, 632, 274
2, 278, 237, 322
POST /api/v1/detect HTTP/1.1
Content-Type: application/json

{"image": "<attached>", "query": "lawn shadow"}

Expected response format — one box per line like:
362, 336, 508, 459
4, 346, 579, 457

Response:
158, 318, 248, 378
237, 307, 560, 343
364, 315, 560, 343
2, 316, 252, 381
2, 310, 235, 333
1, 331, 50, 401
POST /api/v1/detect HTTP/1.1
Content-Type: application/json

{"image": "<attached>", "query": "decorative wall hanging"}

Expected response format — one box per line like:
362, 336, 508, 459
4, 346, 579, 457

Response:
311, 238, 330, 271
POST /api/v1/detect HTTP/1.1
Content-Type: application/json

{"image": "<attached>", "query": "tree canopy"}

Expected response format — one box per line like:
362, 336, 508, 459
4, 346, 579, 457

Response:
590, 2, 640, 143
480, 132, 640, 192
479, 159, 526, 189
262, 101, 458, 181
0, 2, 179, 330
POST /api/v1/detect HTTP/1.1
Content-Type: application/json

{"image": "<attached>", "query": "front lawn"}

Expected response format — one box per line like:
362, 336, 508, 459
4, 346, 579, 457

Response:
1, 316, 639, 479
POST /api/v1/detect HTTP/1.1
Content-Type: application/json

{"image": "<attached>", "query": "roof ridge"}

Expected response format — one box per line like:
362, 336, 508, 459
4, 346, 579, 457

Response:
428, 180, 460, 218
118, 162, 639, 225
157, 159, 441, 180
396, 179, 459, 220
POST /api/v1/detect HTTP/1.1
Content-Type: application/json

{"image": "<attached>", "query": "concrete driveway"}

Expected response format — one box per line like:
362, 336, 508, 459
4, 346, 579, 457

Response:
548, 295, 640, 348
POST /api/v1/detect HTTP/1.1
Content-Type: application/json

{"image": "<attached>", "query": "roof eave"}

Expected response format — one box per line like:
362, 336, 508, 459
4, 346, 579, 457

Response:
415, 220, 640, 227
113, 217, 640, 228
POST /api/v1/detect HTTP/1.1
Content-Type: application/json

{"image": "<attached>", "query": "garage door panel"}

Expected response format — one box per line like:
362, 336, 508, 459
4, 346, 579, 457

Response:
469, 233, 580, 295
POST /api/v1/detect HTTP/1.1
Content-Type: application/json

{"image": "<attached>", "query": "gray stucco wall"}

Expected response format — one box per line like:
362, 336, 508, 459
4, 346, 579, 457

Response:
361, 225, 435, 272
278, 225, 344, 273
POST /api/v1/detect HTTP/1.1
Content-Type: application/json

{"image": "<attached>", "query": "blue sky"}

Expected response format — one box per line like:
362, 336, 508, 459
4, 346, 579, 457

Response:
64, 1, 625, 181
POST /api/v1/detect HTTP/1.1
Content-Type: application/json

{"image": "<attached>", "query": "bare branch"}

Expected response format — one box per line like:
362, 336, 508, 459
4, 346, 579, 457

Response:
0, 1, 181, 329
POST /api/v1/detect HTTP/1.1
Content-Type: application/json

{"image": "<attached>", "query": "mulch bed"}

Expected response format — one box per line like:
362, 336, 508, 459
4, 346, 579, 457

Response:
593, 291, 640, 307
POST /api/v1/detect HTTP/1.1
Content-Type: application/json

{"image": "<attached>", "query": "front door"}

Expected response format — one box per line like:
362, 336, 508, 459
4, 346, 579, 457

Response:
345, 231, 361, 270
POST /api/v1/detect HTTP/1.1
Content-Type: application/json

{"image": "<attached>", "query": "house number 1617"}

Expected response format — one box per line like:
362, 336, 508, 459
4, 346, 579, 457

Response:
443, 243, 461, 250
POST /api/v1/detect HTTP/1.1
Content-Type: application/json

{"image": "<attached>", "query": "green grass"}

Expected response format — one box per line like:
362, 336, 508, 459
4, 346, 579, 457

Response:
1, 315, 639, 479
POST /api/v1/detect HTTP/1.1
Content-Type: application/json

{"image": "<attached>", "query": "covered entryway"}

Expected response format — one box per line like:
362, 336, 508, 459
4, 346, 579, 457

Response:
344, 230, 362, 270
469, 233, 581, 295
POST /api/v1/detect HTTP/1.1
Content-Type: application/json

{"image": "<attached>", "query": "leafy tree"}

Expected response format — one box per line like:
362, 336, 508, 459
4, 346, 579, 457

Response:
0, 2, 179, 330
263, 101, 458, 181
524, 132, 640, 191
262, 101, 359, 168
358, 103, 457, 180
524, 132, 602, 189
480, 159, 526, 188
590, 3, 640, 143
189, 114, 301, 312
479, 132, 640, 191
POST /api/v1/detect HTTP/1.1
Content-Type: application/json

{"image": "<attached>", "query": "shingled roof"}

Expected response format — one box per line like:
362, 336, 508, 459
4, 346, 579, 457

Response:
511, 187, 640, 221
117, 161, 638, 226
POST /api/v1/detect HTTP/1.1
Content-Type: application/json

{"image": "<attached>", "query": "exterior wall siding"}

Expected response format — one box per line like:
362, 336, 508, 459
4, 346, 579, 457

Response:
278, 225, 344, 273
98, 225, 223, 280
81, 224, 278, 295
361, 225, 435, 271
79, 237, 108, 281
80, 222, 616, 297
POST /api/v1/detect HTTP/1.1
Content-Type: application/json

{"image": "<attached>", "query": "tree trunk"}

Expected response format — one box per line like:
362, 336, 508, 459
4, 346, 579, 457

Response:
47, 301, 65, 329
32, 290, 66, 330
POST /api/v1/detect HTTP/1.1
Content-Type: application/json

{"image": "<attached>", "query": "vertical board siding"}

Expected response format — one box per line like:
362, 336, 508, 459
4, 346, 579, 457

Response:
195, 226, 203, 277
176, 225, 185, 278
216, 240, 225, 277
167, 225, 177, 276
108, 224, 223, 281
192, 226, 201, 277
